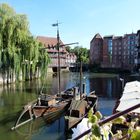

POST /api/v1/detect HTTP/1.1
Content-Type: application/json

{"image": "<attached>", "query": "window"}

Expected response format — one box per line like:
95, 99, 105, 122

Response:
119, 51, 121, 55
131, 41, 134, 45
108, 39, 112, 55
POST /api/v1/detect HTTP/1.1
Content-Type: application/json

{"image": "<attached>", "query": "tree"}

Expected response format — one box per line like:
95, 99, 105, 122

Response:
68, 46, 89, 63
0, 3, 50, 83
65, 46, 71, 53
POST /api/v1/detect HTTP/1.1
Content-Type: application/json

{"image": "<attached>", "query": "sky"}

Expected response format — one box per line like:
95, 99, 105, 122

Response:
0, 0, 140, 48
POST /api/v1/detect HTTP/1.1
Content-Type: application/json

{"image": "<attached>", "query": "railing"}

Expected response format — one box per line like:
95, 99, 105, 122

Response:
73, 103, 140, 140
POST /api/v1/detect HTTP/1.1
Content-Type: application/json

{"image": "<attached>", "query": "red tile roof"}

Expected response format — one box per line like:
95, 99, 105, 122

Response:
37, 36, 64, 47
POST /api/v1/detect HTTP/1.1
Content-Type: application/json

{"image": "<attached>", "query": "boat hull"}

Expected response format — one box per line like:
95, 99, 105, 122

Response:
33, 102, 69, 124
65, 92, 97, 130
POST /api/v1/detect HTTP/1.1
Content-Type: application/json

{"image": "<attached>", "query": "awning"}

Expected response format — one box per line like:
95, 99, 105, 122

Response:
116, 81, 140, 113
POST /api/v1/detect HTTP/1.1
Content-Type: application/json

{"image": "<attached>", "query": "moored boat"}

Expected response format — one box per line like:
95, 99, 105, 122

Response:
65, 90, 97, 130
12, 22, 78, 130
11, 94, 70, 130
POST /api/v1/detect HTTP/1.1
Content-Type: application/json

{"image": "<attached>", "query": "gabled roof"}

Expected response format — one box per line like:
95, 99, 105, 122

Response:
137, 30, 140, 35
37, 36, 64, 47
94, 33, 102, 39
90, 33, 102, 43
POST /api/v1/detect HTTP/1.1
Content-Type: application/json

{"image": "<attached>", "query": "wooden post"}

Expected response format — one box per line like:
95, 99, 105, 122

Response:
80, 61, 82, 99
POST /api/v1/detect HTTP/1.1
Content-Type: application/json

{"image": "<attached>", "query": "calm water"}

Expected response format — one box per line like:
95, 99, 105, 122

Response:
0, 72, 124, 140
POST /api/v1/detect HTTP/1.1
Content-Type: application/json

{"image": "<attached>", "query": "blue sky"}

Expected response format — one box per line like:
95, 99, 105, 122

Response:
0, 0, 140, 48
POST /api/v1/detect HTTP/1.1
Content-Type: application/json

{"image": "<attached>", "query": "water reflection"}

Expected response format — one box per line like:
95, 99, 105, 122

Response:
88, 77, 121, 98
14, 116, 66, 140
0, 72, 123, 140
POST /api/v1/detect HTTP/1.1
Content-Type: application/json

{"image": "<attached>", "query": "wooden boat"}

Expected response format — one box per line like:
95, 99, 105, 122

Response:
64, 59, 98, 130
73, 81, 140, 140
11, 94, 70, 130
12, 24, 78, 130
65, 89, 97, 130
61, 85, 79, 100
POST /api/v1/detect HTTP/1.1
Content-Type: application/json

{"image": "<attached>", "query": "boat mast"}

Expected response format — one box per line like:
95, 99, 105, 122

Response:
57, 24, 61, 96
52, 22, 61, 95
53, 22, 79, 96
80, 60, 82, 99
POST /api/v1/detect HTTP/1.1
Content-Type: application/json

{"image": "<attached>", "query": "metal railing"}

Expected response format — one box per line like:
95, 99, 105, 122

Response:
73, 103, 140, 140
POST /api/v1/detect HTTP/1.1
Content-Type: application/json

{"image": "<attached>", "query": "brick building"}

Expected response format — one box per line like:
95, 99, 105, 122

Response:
90, 33, 103, 64
37, 36, 67, 68
37, 36, 77, 71
136, 30, 140, 71
102, 35, 113, 68
122, 33, 137, 70
112, 36, 122, 68
90, 32, 138, 71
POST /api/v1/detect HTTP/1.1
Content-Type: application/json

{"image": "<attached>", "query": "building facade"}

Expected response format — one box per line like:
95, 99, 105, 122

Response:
37, 36, 67, 68
112, 36, 122, 68
102, 35, 113, 68
66, 53, 77, 67
122, 33, 137, 70
136, 30, 140, 71
90, 33, 103, 65
37, 36, 77, 71
90, 32, 138, 71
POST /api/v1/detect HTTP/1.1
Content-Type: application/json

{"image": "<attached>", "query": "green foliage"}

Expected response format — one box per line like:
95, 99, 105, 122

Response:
130, 130, 140, 140
113, 116, 126, 124
66, 46, 89, 63
0, 3, 49, 82
73, 46, 89, 63
91, 123, 101, 138
65, 46, 71, 52
91, 135, 101, 140
87, 110, 140, 140
89, 115, 98, 124
88, 110, 102, 139
95, 111, 103, 120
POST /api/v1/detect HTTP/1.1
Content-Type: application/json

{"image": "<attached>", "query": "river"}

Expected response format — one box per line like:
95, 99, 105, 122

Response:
0, 72, 132, 140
